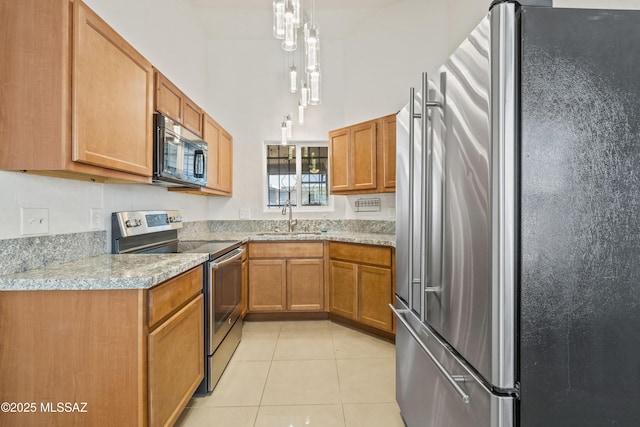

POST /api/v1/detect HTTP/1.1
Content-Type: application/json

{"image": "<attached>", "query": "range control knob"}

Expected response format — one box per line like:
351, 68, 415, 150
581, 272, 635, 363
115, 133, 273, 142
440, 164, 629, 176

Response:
125, 219, 142, 227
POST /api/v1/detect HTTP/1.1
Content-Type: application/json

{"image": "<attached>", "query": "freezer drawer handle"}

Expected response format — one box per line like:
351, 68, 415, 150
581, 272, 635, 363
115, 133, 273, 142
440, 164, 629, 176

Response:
390, 304, 470, 404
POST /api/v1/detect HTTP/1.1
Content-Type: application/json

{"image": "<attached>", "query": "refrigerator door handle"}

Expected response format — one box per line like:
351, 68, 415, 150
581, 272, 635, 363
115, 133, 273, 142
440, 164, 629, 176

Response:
419, 72, 430, 322
408, 87, 417, 310
423, 72, 445, 299
390, 304, 471, 404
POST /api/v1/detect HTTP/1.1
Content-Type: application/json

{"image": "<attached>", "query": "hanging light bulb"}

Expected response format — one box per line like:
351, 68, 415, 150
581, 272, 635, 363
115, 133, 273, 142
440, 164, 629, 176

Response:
301, 79, 309, 107
285, 114, 293, 138
304, 22, 319, 72
281, 121, 288, 145
282, 0, 297, 51
298, 102, 305, 125
289, 66, 297, 93
273, 0, 285, 40
309, 69, 321, 105
292, 0, 302, 28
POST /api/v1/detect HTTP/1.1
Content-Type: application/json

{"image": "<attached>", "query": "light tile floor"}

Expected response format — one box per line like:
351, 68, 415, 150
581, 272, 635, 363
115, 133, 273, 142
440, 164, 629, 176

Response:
175, 320, 405, 427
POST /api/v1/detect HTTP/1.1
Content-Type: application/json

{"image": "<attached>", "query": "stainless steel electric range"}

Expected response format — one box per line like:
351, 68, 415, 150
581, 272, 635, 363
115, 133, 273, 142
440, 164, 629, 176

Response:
111, 210, 243, 395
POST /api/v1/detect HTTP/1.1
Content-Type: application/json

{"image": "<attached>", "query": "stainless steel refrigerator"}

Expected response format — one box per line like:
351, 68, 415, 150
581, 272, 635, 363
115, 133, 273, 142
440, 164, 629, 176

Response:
393, 1, 640, 426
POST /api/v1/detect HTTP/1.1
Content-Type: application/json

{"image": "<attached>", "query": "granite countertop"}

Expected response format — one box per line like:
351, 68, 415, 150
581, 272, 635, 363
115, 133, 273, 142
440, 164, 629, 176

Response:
0, 231, 394, 292
189, 231, 396, 247
0, 253, 209, 291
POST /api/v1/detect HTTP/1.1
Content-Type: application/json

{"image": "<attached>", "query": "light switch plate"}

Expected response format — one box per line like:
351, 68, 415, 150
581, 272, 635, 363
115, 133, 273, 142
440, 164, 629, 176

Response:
90, 208, 102, 230
21, 207, 49, 235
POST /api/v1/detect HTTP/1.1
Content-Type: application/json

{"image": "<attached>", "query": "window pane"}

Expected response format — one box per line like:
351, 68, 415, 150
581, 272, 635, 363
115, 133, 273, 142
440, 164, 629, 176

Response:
266, 145, 296, 207
300, 146, 328, 206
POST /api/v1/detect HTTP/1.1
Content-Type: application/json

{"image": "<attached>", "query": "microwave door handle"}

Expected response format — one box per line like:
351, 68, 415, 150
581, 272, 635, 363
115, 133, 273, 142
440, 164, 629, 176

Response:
194, 149, 205, 178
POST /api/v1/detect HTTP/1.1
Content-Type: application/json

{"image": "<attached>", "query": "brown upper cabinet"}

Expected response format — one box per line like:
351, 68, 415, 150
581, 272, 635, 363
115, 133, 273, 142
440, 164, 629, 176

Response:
154, 71, 204, 138
328, 114, 396, 195
169, 113, 233, 196
0, 0, 154, 183
203, 114, 233, 195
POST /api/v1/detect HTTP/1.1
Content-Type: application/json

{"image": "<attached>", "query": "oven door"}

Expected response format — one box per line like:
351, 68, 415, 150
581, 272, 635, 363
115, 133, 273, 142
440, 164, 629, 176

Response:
209, 247, 244, 353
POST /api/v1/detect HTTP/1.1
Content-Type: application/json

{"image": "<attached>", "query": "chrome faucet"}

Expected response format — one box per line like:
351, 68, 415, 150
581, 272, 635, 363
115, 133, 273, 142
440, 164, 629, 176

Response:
282, 199, 297, 232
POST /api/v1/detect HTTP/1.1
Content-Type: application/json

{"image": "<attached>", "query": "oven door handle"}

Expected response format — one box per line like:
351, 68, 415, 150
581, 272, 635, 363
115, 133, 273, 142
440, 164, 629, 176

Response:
211, 247, 244, 269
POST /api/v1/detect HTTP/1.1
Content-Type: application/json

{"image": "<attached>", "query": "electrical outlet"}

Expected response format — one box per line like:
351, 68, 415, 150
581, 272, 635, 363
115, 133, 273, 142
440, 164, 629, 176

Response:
90, 208, 102, 230
239, 208, 251, 219
21, 208, 49, 235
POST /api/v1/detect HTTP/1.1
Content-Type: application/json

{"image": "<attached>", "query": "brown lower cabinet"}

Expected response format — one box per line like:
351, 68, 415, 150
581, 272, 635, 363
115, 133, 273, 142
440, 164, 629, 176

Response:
248, 242, 325, 313
329, 242, 395, 334
0, 265, 204, 427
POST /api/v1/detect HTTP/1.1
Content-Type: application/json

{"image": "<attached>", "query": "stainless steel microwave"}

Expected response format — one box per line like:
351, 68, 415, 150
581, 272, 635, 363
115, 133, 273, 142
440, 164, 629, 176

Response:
153, 113, 207, 187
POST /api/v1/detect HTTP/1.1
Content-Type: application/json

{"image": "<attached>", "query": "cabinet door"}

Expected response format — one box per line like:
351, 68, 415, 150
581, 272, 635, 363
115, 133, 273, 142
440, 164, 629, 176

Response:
381, 115, 396, 191
357, 265, 393, 332
248, 259, 287, 311
287, 258, 324, 311
203, 114, 221, 190
155, 71, 183, 123
242, 259, 248, 317
329, 128, 350, 192
148, 294, 204, 427
182, 96, 203, 137
73, 1, 153, 177
218, 129, 233, 194
329, 260, 358, 320
350, 121, 377, 191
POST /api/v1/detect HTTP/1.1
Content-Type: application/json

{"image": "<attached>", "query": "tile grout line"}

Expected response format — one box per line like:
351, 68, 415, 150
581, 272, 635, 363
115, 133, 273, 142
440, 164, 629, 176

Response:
253, 322, 282, 427
330, 322, 349, 427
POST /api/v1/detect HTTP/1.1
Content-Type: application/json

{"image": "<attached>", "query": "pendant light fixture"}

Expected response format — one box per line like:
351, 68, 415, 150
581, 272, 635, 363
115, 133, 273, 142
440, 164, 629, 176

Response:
273, 0, 325, 134
309, 68, 321, 105
285, 114, 293, 138
282, 0, 297, 51
281, 120, 288, 145
298, 101, 305, 124
273, 0, 285, 40
289, 65, 297, 93
292, 0, 302, 28
301, 79, 309, 106
304, 22, 319, 72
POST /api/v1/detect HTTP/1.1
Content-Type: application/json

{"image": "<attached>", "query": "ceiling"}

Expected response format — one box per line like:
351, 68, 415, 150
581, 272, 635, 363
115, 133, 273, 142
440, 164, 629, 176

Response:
187, 0, 406, 40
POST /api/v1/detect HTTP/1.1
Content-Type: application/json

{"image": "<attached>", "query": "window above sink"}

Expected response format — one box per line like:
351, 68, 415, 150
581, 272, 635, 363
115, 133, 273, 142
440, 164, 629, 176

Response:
263, 142, 332, 212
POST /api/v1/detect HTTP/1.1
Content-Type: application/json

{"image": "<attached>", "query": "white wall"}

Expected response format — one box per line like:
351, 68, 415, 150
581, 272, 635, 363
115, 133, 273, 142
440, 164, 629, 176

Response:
205, 39, 349, 220
342, 0, 450, 125
446, 0, 489, 55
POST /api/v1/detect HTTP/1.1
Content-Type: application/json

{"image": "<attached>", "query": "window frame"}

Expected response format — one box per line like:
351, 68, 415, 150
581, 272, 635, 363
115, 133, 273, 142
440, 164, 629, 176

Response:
262, 140, 333, 213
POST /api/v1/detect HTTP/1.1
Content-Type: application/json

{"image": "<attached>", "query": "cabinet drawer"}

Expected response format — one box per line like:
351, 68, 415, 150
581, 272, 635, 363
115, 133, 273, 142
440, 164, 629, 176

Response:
249, 242, 323, 259
148, 294, 204, 427
329, 242, 391, 267
148, 266, 203, 329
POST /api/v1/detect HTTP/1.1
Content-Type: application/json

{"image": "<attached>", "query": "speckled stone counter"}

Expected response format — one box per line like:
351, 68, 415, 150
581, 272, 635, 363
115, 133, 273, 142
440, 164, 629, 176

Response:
0, 253, 209, 291
181, 231, 395, 247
